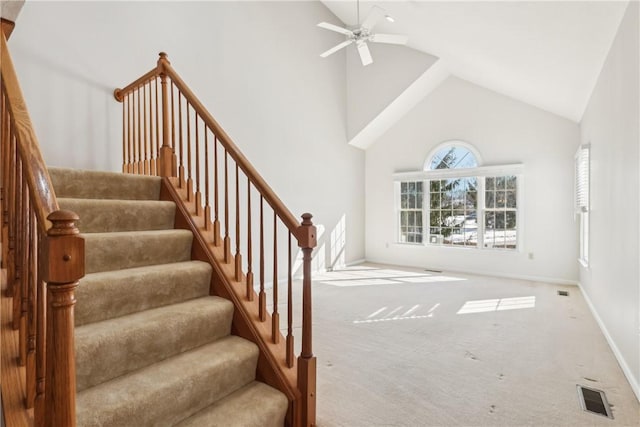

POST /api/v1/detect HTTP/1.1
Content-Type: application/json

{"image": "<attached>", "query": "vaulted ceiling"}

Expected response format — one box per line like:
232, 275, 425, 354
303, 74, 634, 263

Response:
0, 0, 24, 22
322, 0, 629, 123
4, 1, 629, 150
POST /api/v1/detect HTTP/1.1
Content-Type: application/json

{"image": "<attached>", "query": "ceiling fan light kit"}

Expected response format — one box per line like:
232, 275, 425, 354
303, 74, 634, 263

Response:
318, 1, 408, 66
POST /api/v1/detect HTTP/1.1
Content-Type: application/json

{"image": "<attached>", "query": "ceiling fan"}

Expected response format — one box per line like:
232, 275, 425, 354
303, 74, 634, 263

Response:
318, 1, 408, 66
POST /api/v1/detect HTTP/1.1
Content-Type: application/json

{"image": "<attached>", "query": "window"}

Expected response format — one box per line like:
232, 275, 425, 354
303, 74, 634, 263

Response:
426, 144, 479, 247
399, 181, 423, 243
575, 144, 590, 266
395, 141, 522, 251
429, 177, 478, 247
484, 176, 518, 249
429, 146, 478, 170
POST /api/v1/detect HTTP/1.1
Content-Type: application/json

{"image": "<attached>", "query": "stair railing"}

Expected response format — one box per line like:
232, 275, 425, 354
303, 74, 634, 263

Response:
1, 28, 84, 426
115, 53, 317, 427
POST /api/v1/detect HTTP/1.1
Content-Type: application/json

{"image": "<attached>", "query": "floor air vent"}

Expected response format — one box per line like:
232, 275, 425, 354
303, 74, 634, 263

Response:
577, 385, 613, 419
557, 290, 570, 296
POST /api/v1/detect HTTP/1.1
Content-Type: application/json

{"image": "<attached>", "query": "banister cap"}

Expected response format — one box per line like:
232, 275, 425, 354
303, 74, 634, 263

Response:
47, 210, 80, 236
301, 213, 313, 226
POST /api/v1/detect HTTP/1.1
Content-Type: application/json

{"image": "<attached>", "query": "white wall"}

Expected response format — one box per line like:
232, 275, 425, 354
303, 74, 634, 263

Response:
365, 76, 580, 284
9, 1, 365, 266
346, 43, 436, 139
579, 1, 639, 400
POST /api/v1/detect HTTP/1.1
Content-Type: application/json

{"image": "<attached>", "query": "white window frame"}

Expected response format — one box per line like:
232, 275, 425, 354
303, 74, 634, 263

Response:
394, 164, 524, 251
482, 175, 521, 251
575, 144, 590, 267
396, 181, 425, 244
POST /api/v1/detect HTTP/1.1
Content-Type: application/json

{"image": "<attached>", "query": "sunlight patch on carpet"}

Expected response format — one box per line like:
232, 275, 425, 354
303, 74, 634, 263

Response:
457, 296, 536, 314
315, 267, 467, 287
355, 302, 441, 324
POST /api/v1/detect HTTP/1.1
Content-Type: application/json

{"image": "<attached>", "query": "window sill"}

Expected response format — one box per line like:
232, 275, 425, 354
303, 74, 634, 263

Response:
393, 242, 520, 253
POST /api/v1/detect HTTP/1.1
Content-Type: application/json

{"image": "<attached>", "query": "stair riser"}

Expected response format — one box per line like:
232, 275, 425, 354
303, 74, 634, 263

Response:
83, 230, 193, 273
75, 261, 212, 326
76, 338, 259, 427
49, 167, 161, 200
177, 382, 288, 427
76, 297, 234, 391
58, 198, 176, 233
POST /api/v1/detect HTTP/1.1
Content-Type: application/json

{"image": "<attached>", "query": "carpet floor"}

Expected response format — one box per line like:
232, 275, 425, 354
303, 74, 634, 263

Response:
307, 263, 639, 427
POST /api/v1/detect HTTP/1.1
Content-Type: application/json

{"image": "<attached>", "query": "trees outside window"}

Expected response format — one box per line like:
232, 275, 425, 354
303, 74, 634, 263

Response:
396, 141, 522, 251
429, 177, 478, 247
399, 181, 423, 243
484, 176, 517, 249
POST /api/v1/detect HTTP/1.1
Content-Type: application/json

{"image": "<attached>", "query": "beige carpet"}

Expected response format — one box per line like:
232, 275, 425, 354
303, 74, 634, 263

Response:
48, 167, 288, 426
306, 263, 639, 426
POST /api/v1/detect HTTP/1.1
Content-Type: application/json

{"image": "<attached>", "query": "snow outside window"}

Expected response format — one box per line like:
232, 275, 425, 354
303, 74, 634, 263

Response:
395, 142, 522, 251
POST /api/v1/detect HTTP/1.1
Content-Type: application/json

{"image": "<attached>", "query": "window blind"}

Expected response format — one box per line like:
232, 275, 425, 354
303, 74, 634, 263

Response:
575, 145, 590, 212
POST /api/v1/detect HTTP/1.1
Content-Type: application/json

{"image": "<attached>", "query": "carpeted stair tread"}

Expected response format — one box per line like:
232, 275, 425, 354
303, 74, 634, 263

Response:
58, 198, 175, 233
176, 381, 288, 427
53, 167, 285, 425
83, 229, 193, 273
49, 167, 161, 200
76, 336, 259, 427
76, 296, 234, 391
75, 261, 212, 326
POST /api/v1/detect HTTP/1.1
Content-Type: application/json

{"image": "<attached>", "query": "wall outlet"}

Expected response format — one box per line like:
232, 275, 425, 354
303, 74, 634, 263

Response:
528, 252, 534, 260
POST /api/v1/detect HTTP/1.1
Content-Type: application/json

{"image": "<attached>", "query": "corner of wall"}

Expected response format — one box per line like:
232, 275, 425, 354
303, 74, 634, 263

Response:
577, 280, 640, 402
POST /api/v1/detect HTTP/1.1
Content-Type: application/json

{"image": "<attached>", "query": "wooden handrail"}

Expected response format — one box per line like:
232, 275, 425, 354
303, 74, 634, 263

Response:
113, 67, 157, 102
115, 52, 317, 426
2, 29, 84, 427
1, 18, 15, 39
114, 54, 300, 234
159, 60, 301, 233
1, 32, 58, 232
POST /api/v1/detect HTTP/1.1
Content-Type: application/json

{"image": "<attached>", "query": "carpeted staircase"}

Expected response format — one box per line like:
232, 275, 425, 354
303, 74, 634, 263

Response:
49, 167, 288, 427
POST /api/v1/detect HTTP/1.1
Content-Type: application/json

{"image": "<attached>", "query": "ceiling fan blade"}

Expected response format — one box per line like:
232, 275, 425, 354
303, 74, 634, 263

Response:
317, 22, 353, 36
361, 6, 385, 31
370, 33, 409, 45
357, 41, 373, 66
320, 40, 354, 58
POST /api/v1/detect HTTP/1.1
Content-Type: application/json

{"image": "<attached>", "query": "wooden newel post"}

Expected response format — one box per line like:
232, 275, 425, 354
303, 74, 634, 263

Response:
297, 213, 317, 427
157, 52, 174, 177
42, 210, 84, 427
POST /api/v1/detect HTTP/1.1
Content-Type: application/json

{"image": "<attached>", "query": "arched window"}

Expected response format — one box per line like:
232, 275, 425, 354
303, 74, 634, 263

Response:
395, 141, 522, 250
427, 143, 479, 170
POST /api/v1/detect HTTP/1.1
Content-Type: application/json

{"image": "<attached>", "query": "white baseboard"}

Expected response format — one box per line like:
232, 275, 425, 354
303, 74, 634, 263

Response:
471, 270, 578, 286
365, 257, 578, 286
323, 259, 366, 272
345, 258, 366, 267
577, 281, 640, 402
